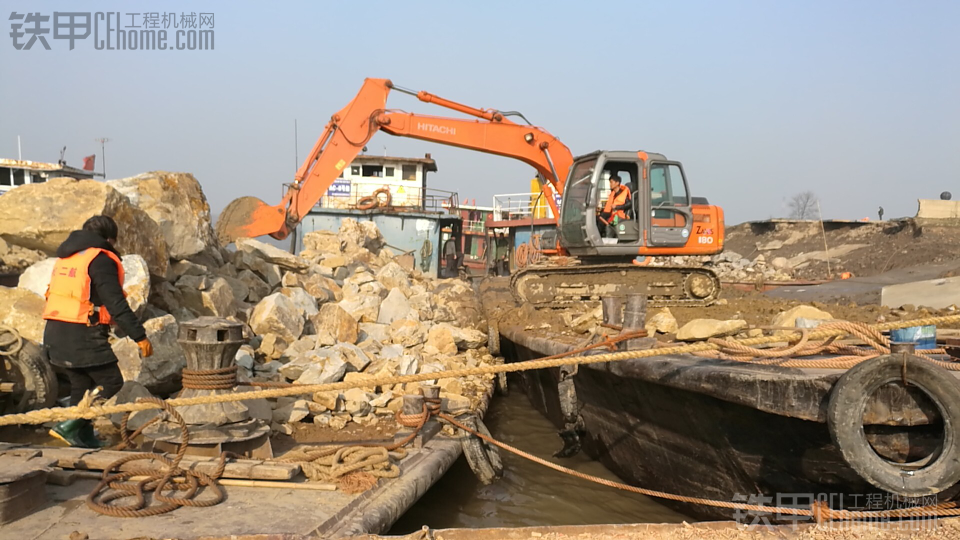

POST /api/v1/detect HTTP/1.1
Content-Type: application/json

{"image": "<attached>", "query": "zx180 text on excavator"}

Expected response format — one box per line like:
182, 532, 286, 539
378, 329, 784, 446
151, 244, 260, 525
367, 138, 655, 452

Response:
217, 78, 725, 307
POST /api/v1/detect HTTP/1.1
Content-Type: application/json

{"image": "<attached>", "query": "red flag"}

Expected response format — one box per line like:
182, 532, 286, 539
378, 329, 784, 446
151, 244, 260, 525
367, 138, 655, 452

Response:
82, 155, 96, 171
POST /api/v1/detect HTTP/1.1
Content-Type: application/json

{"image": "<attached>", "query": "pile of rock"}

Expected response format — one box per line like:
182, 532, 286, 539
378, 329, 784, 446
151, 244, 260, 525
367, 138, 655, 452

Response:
0, 172, 495, 432
0, 238, 46, 275
650, 252, 794, 282
647, 304, 835, 342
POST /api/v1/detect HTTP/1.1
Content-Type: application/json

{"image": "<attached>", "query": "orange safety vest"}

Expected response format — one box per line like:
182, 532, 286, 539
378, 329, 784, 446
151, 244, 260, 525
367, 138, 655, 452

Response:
42, 248, 125, 326
603, 185, 632, 221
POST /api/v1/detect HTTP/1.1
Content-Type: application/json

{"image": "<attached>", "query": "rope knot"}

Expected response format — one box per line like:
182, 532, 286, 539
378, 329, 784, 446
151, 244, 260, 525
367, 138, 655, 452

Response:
811, 499, 830, 525
181, 365, 239, 390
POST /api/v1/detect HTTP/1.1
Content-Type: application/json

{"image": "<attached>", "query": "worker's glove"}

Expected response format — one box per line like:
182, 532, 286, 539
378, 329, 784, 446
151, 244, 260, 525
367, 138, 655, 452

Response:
137, 338, 154, 358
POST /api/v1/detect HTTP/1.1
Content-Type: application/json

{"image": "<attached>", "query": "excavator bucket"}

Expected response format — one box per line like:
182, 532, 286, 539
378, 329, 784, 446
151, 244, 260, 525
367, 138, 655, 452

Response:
215, 196, 288, 246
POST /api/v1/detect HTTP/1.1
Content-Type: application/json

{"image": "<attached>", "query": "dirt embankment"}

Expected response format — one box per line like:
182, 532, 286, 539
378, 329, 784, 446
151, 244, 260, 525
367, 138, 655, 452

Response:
723, 219, 960, 281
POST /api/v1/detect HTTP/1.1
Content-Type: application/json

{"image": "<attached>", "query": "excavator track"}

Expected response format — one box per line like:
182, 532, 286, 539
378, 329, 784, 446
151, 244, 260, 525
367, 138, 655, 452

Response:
510, 263, 721, 308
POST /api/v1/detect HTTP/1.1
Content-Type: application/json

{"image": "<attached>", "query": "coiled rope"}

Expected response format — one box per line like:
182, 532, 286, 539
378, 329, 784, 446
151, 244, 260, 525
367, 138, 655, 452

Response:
0, 324, 23, 357
86, 397, 233, 517
696, 320, 956, 370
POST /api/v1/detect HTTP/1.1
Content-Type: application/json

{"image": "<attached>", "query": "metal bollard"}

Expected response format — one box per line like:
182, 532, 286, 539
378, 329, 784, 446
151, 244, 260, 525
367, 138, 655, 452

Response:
602, 297, 623, 327
619, 294, 651, 351
890, 342, 917, 355
143, 317, 272, 458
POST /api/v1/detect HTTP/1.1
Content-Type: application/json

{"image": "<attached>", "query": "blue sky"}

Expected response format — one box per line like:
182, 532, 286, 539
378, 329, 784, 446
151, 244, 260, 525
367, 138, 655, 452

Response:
1, 1, 957, 225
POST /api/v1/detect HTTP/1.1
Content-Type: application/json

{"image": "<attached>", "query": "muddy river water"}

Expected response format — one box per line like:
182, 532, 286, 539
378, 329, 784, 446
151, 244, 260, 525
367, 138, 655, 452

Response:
389, 388, 691, 532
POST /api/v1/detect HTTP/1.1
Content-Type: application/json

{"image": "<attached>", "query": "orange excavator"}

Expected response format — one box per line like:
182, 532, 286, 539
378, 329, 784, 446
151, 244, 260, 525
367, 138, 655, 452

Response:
217, 78, 725, 306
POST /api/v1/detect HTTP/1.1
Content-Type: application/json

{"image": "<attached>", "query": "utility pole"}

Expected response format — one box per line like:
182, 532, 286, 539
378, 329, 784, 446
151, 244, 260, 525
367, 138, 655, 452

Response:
94, 137, 110, 178
17, 136, 22, 160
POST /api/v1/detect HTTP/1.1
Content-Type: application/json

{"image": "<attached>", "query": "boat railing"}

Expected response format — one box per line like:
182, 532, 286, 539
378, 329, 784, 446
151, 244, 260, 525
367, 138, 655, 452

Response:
493, 192, 556, 221
290, 178, 458, 214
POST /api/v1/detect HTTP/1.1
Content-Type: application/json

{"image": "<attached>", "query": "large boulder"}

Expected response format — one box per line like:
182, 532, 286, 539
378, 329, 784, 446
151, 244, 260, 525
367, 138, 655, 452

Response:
107, 172, 217, 259
425, 325, 458, 355
249, 293, 304, 344
18, 255, 151, 314
0, 244, 45, 272
771, 305, 833, 329
645, 308, 679, 335
376, 262, 413, 297
338, 219, 384, 253
676, 319, 747, 341
389, 318, 426, 347
114, 315, 186, 394
0, 286, 45, 343
435, 323, 486, 350
236, 251, 282, 288
235, 238, 309, 272
338, 295, 380, 323
309, 303, 358, 346
279, 287, 319, 317
377, 288, 416, 325
236, 269, 271, 302
302, 230, 342, 256
0, 177, 169, 276
178, 276, 237, 318
432, 280, 483, 330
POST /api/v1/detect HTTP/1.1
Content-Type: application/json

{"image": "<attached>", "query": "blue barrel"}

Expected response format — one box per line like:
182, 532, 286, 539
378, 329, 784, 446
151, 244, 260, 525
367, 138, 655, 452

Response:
890, 325, 937, 350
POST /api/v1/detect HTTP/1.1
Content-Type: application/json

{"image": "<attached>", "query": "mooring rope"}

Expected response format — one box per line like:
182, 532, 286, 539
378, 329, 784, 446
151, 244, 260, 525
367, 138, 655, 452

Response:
437, 412, 959, 523
2, 315, 959, 428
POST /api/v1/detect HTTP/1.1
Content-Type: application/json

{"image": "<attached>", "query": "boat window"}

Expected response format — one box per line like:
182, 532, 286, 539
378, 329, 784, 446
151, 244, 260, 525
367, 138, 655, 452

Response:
0, 169, 11, 186
13, 169, 26, 186
402, 164, 417, 181
361, 165, 383, 177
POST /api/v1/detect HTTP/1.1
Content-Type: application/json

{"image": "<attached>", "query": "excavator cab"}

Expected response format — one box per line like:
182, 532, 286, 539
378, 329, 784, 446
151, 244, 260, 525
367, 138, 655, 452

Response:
558, 151, 712, 257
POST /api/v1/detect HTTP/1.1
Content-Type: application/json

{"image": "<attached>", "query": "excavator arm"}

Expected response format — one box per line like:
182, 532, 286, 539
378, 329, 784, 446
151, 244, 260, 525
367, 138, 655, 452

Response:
216, 78, 574, 244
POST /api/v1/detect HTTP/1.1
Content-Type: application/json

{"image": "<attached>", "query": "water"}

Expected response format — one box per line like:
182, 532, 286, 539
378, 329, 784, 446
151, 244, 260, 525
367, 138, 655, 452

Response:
389, 388, 690, 533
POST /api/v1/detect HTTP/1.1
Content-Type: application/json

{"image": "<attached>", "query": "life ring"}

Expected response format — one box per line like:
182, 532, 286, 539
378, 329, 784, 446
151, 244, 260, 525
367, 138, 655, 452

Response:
459, 415, 504, 485
356, 187, 392, 210
827, 353, 960, 496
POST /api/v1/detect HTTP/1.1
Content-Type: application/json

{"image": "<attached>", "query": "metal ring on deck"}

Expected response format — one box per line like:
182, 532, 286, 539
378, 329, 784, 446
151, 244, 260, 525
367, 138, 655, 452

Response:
827, 353, 960, 496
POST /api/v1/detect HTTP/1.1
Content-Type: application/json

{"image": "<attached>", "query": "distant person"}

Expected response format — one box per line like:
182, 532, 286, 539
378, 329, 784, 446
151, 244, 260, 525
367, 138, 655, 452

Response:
42, 215, 153, 448
878, 206, 884, 221
598, 174, 632, 238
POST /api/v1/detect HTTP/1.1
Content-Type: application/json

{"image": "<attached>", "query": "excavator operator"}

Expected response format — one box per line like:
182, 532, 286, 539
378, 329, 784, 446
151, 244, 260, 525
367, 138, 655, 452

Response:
598, 174, 632, 238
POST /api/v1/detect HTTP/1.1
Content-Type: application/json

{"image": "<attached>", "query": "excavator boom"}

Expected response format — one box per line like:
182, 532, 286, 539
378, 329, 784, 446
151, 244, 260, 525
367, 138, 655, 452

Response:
216, 78, 572, 245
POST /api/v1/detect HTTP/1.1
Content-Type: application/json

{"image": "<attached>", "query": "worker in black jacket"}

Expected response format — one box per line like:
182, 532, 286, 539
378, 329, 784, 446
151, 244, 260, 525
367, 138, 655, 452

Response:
43, 215, 153, 447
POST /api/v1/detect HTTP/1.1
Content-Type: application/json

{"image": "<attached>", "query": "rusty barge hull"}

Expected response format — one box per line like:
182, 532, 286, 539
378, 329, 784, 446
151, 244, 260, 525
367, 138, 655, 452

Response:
499, 324, 946, 521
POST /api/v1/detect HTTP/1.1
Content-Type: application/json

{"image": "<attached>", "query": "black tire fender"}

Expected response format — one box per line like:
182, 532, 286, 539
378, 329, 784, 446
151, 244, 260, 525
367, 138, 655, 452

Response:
459, 415, 504, 485
827, 353, 960, 496
2, 340, 58, 414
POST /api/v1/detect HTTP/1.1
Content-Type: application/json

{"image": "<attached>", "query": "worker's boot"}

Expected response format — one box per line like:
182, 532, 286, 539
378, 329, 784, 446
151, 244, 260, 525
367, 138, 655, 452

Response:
50, 419, 104, 448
